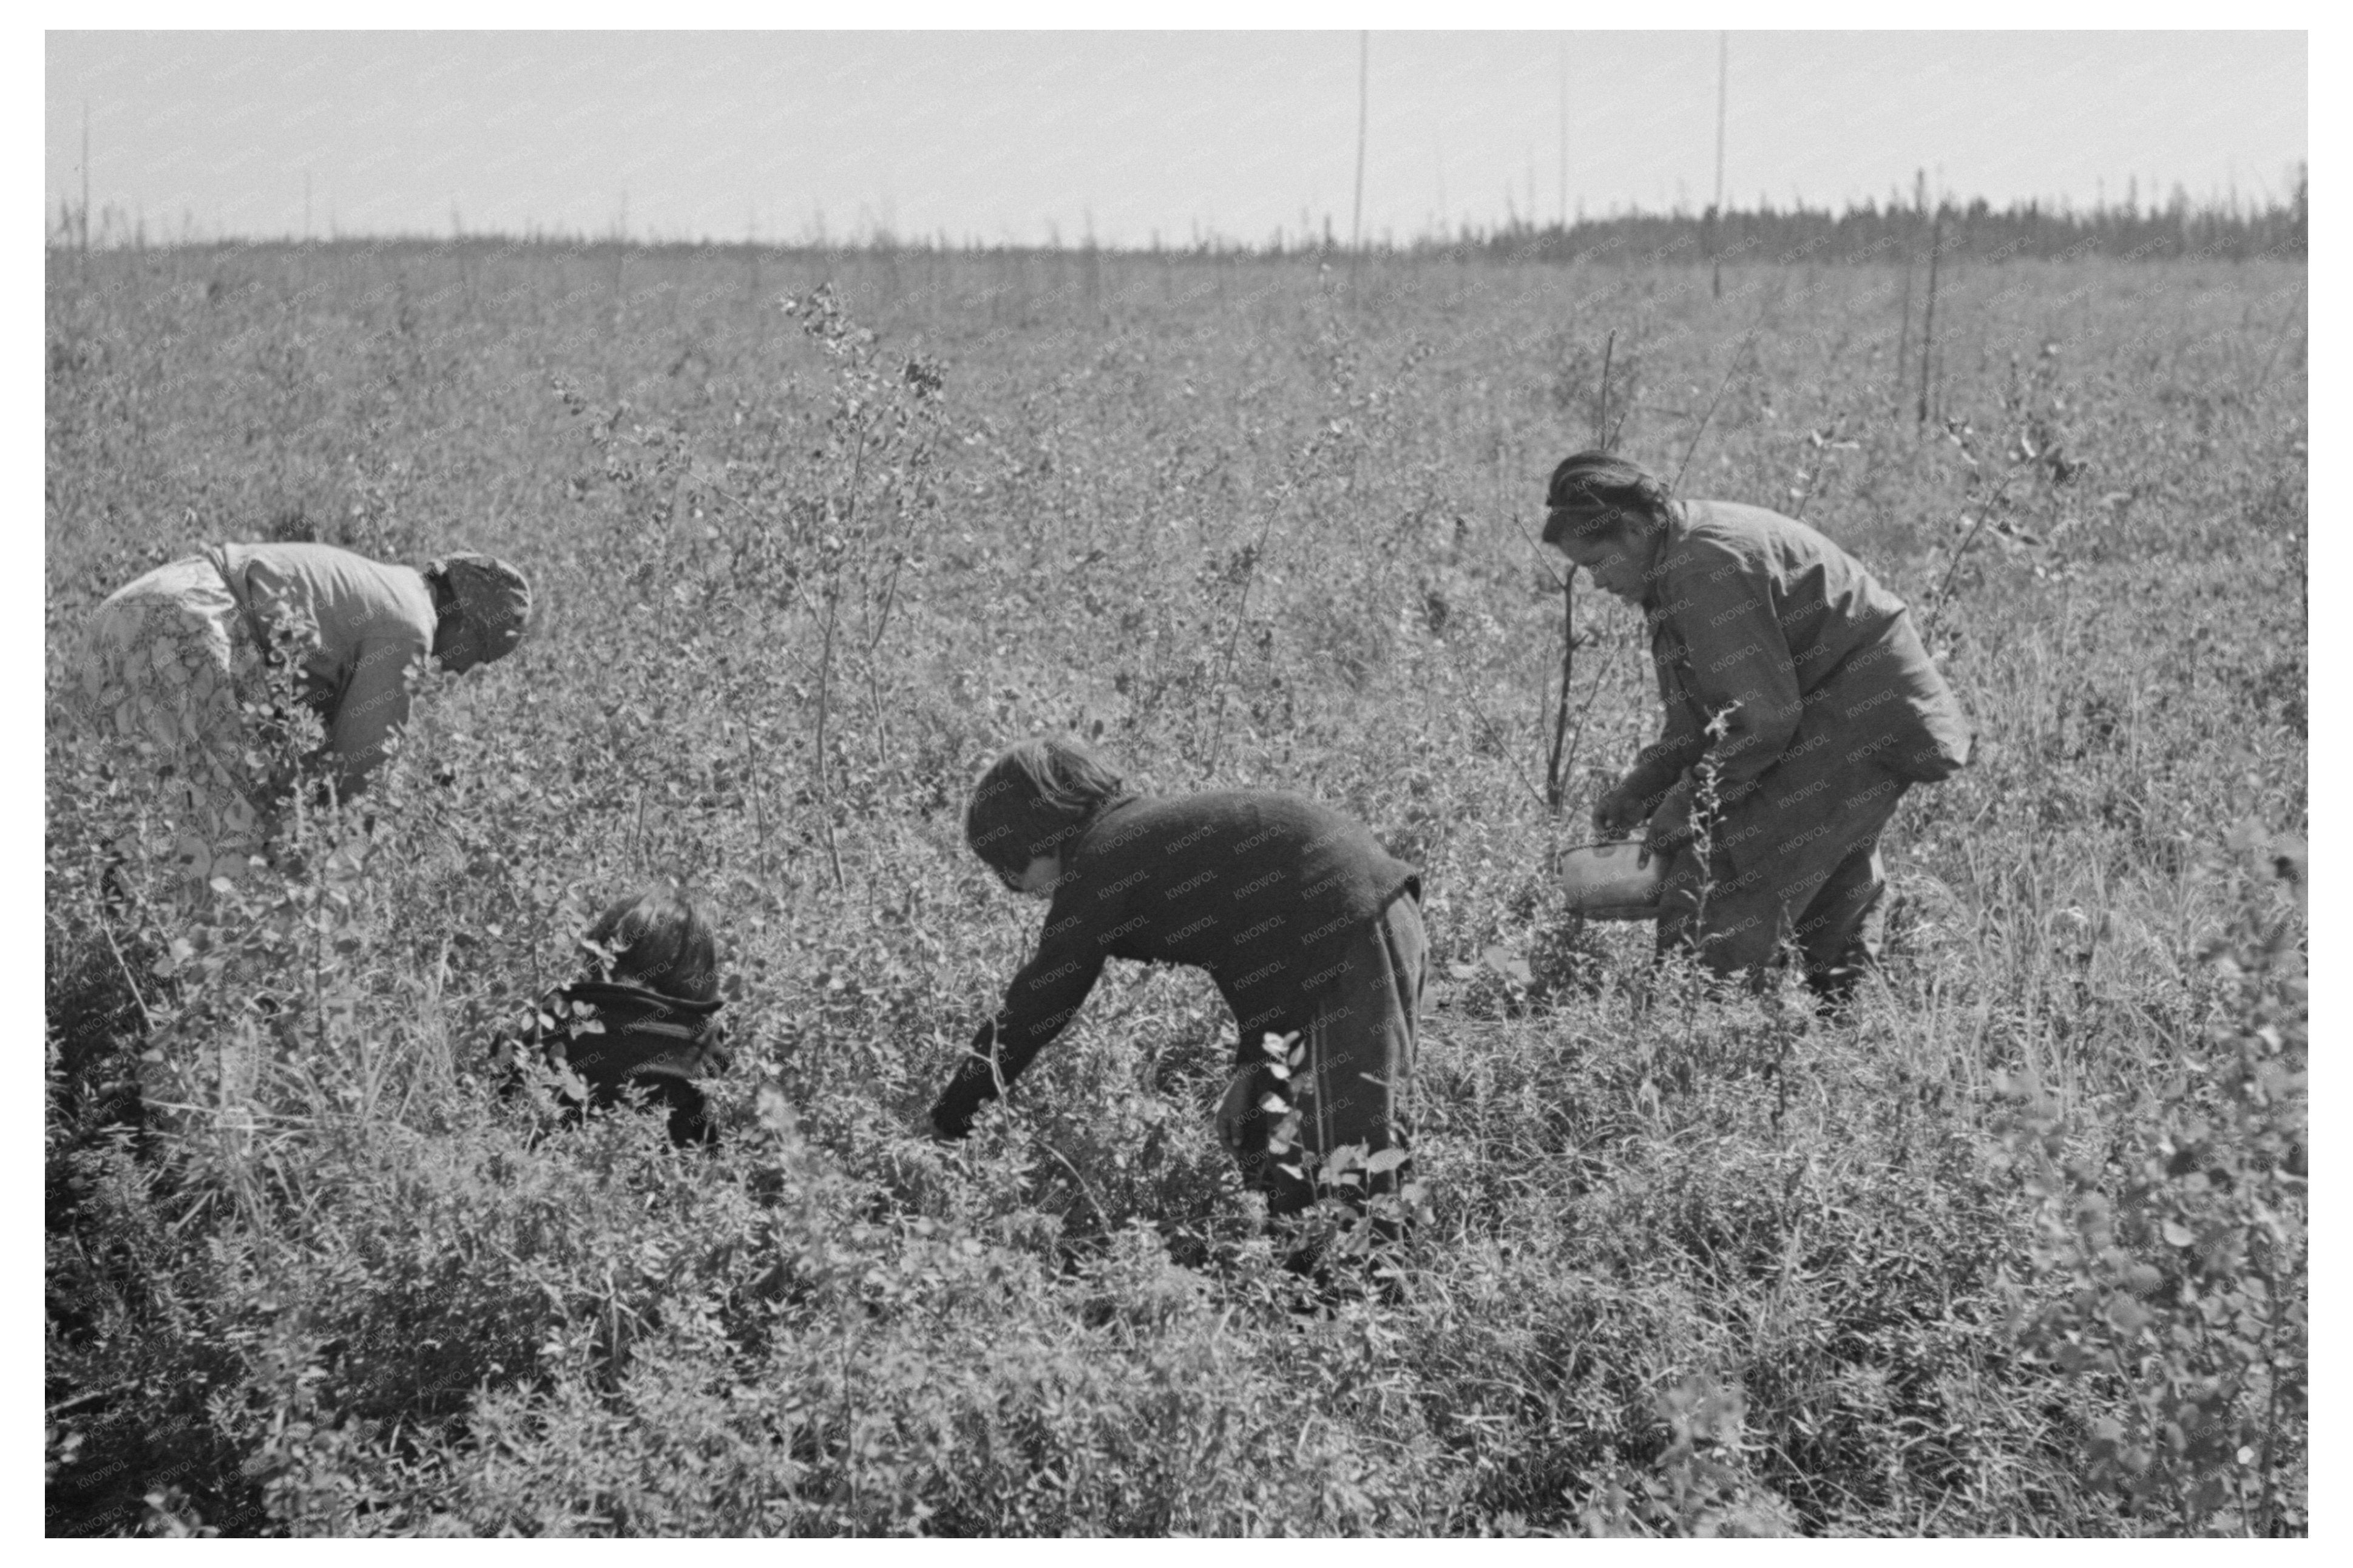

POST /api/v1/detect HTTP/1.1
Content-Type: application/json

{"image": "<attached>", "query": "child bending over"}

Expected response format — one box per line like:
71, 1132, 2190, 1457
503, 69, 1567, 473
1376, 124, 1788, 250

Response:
506, 884, 731, 1147
933, 738, 1426, 1225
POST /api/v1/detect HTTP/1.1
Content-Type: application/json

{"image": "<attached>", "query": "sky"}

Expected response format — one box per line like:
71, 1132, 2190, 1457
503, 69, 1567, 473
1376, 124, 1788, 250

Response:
42, 27, 2308, 249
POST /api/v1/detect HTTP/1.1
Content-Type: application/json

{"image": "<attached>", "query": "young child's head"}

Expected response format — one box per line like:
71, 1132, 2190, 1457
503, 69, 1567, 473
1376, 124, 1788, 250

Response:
578, 883, 719, 1002
965, 737, 1127, 894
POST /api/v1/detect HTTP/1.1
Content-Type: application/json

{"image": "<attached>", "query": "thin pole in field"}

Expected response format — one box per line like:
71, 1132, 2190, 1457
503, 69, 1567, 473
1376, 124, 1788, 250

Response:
1894, 255, 1914, 417
1918, 201, 1943, 425
1903, 170, 1928, 419
1557, 41, 1568, 233
1595, 329, 1615, 448
1711, 35, 1727, 215
747, 208, 762, 321
1350, 30, 1368, 296
612, 189, 628, 331
1711, 32, 1727, 299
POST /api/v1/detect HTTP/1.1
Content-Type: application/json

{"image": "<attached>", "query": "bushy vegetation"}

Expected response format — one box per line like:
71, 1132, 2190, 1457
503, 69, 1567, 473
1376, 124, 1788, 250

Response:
46, 240, 2304, 1535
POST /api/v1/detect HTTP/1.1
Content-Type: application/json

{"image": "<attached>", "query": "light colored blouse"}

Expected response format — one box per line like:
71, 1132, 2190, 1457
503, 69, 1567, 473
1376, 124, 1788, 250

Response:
209, 541, 439, 797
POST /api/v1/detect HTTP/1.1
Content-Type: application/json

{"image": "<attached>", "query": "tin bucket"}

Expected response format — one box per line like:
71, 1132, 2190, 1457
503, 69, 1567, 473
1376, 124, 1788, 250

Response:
1557, 840, 1664, 920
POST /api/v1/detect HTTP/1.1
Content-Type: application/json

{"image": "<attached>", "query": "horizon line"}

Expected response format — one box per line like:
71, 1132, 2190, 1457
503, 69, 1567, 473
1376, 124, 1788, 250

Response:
49, 181, 2310, 259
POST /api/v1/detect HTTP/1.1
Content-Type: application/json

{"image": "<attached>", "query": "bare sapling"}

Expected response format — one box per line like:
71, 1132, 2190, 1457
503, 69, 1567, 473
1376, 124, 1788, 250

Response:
1543, 568, 1582, 813
1894, 259, 1914, 417
1918, 204, 1944, 425
1674, 332, 1753, 490
2250, 275, 2307, 402
812, 590, 845, 892
1671, 707, 1733, 1048
1545, 331, 1613, 810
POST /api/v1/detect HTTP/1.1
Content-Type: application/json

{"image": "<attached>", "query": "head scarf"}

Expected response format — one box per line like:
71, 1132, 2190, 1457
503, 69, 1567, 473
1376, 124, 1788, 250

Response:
428, 553, 532, 662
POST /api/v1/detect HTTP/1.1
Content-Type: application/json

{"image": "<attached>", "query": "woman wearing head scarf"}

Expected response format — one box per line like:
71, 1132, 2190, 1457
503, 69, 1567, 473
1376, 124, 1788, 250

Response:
68, 539, 530, 880
1542, 451, 1972, 1004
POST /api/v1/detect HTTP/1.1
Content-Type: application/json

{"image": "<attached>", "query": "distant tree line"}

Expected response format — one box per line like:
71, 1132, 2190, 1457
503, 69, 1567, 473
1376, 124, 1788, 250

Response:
51, 166, 2303, 263
1423, 172, 2307, 265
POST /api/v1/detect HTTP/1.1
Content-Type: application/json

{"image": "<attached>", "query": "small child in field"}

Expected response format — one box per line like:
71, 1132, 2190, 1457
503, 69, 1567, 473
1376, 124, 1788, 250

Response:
504, 884, 732, 1147
934, 738, 1427, 1226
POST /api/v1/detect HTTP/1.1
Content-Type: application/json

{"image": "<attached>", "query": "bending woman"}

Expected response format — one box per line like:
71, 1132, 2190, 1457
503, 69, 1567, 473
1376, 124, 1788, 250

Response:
1543, 451, 1972, 1002
69, 539, 530, 879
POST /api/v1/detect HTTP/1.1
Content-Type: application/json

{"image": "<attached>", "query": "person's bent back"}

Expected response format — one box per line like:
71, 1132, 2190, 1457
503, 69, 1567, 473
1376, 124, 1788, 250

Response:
936, 738, 1428, 1225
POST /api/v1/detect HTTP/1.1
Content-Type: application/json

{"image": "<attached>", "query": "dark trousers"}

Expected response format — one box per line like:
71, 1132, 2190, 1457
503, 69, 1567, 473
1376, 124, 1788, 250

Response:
499, 1050, 717, 1148
1656, 766, 1911, 1002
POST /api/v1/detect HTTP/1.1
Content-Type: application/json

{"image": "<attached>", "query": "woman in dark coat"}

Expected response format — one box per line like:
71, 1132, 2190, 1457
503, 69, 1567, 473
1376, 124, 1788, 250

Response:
1543, 451, 1972, 1002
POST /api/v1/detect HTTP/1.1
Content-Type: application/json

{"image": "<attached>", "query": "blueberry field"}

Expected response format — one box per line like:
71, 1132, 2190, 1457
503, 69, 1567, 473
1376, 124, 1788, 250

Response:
44, 240, 2306, 1535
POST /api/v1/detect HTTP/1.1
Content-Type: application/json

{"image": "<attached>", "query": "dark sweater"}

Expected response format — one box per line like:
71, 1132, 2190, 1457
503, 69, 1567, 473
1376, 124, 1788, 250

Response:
538, 981, 728, 1097
932, 791, 1420, 1138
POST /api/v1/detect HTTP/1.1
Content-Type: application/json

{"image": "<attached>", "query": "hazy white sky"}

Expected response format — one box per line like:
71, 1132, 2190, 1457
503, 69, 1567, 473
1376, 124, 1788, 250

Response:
45, 28, 2307, 247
